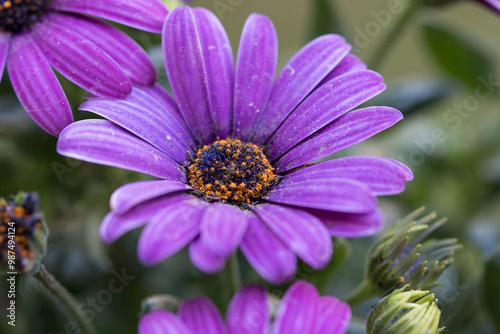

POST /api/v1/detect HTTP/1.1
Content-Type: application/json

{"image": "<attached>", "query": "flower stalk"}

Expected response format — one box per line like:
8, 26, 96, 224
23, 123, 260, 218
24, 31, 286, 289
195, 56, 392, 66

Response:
345, 278, 378, 307
221, 253, 242, 304
368, 0, 420, 70
33, 264, 98, 334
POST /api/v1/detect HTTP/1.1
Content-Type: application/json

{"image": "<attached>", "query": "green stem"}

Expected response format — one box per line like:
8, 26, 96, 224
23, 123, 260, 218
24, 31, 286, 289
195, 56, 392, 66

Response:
345, 278, 377, 307
368, 0, 420, 70
32, 264, 98, 334
221, 254, 242, 304
229, 253, 242, 292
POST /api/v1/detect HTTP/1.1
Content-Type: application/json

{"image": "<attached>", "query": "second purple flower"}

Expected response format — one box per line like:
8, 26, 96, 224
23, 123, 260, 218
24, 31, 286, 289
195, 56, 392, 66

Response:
0, 0, 168, 136
139, 280, 351, 334
57, 7, 413, 284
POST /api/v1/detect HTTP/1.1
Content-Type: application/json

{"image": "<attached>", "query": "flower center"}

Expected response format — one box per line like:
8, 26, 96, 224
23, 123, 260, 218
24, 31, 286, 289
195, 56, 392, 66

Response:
186, 138, 279, 207
0, 0, 50, 33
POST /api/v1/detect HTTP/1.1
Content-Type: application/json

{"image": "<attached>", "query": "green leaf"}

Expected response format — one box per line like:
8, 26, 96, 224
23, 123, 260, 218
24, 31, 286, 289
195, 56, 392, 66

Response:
421, 20, 495, 88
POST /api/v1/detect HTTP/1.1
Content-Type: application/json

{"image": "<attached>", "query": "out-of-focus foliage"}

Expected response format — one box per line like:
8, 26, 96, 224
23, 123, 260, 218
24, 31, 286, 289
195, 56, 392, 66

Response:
422, 16, 495, 88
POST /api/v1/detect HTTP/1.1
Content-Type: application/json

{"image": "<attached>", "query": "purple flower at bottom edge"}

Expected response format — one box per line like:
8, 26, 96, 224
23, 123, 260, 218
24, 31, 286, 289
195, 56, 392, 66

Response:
139, 281, 351, 334
56, 6, 413, 284
0, 0, 168, 136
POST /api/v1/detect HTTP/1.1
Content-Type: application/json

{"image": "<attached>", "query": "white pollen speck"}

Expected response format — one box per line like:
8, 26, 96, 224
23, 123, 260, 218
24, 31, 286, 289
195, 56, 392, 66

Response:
154, 155, 158, 160
166, 135, 171, 140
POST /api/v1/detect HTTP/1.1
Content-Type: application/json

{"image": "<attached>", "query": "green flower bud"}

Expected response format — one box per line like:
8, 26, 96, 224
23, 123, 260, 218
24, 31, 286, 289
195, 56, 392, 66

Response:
367, 286, 443, 334
162, 0, 190, 10
0, 192, 48, 273
141, 294, 181, 315
366, 207, 461, 294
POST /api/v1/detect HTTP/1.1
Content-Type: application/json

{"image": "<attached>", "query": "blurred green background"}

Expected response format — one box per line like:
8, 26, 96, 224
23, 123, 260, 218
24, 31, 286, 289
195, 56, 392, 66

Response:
1, 0, 500, 333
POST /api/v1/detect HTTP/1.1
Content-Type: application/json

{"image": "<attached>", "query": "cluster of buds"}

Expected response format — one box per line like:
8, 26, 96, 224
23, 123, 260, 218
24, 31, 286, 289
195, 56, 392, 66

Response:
367, 286, 443, 334
0, 192, 48, 273
365, 207, 461, 295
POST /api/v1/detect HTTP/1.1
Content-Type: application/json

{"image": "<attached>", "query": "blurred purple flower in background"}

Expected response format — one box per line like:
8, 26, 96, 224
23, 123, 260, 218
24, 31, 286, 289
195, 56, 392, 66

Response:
478, 0, 500, 13
57, 7, 412, 284
0, 0, 168, 136
139, 280, 351, 334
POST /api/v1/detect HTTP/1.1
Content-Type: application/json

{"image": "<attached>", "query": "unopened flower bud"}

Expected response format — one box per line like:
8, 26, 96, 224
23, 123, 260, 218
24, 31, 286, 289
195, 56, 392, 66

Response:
0, 192, 48, 273
367, 286, 443, 334
141, 294, 181, 315
366, 207, 461, 294
162, 0, 192, 10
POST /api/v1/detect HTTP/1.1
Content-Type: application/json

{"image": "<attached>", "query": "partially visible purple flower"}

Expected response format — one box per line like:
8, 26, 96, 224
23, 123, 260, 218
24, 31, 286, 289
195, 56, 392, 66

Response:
477, 0, 500, 13
0, 0, 168, 136
57, 7, 412, 284
139, 281, 351, 334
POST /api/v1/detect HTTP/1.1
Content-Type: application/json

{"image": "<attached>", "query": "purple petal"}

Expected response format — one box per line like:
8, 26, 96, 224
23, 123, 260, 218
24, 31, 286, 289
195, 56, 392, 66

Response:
252, 35, 351, 144
227, 285, 269, 334
138, 200, 206, 266
123, 85, 188, 129
273, 281, 319, 334
53, 0, 168, 33
100, 193, 191, 243
7, 33, 72, 136
189, 237, 227, 273
138, 310, 193, 334
163, 7, 234, 144
285, 156, 413, 196
0, 33, 10, 83
57, 119, 182, 180
479, 0, 500, 13
315, 54, 367, 90
80, 98, 192, 163
307, 208, 384, 238
179, 297, 226, 334
200, 204, 249, 257
314, 296, 351, 334
232, 14, 277, 141
110, 180, 189, 214
264, 178, 376, 213
275, 106, 404, 172
193, 8, 234, 139
50, 13, 156, 87
139, 310, 192, 334
253, 204, 332, 269
240, 215, 296, 284
266, 70, 386, 159
32, 17, 131, 98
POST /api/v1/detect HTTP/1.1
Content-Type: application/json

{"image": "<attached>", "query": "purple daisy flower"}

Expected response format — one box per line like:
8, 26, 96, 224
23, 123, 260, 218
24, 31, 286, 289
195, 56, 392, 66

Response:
0, 0, 168, 136
139, 280, 351, 334
57, 7, 413, 284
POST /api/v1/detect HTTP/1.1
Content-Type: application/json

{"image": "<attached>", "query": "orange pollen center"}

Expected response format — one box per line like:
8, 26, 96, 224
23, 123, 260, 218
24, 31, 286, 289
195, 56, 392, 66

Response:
186, 138, 278, 205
